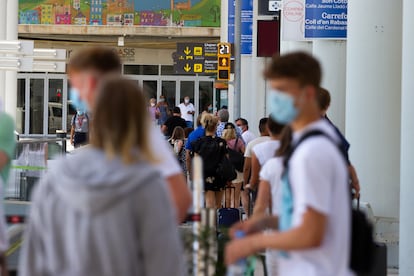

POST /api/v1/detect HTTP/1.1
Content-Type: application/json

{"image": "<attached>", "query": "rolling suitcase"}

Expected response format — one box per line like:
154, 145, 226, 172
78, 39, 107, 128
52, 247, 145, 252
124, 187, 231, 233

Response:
357, 243, 387, 276
217, 186, 241, 229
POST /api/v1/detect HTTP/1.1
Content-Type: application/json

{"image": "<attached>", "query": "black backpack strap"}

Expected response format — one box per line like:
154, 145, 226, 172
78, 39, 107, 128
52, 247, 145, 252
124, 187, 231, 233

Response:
283, 130, 347, 169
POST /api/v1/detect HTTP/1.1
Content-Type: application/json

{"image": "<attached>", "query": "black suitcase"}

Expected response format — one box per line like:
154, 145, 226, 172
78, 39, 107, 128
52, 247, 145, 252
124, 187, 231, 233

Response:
217, 186, 241, 229
357, 243, 387, 276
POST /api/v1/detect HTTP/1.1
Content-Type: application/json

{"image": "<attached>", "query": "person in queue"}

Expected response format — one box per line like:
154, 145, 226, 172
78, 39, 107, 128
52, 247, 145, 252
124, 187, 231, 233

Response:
19, 78, 185, 276
222, 122, 245, 208
318, 87, 361, 198
242, 117, 270, 216
225, 52, 353, 276
192, 114, 228, 209
0, 99, 15, 276
185, 114, 205, 178
66, 46, 191, 223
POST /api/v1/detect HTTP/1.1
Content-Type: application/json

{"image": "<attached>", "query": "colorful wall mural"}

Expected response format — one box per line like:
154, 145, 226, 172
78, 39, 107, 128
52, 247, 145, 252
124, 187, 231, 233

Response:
18, 0, 221, 27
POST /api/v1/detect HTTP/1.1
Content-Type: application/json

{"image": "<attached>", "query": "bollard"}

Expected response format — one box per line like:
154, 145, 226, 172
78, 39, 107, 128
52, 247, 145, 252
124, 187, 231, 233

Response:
56, 130, 67, 155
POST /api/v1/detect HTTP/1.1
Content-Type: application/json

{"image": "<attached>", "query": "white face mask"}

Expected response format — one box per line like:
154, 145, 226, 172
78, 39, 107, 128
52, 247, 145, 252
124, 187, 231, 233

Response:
184, 99, 190, 104
150, 103, 155, 107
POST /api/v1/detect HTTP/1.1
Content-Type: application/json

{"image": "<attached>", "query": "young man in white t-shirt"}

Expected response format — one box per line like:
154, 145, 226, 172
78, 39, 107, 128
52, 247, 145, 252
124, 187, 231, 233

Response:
178, 96, 195, 128
68, 47, 192, 223
225, 52, 354, 276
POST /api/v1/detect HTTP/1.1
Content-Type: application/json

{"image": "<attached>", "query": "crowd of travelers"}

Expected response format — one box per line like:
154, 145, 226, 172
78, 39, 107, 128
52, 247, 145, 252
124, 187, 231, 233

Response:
0, 46, 363, 276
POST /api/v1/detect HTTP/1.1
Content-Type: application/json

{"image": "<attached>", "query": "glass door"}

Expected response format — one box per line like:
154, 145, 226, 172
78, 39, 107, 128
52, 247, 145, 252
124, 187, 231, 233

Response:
48, 78, 65, 134
29, 78, 45, 135
161, 80, 176, 110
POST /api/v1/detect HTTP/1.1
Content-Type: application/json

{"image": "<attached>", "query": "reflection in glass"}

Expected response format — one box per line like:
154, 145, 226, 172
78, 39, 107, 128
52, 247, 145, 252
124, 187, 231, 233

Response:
29, 79, 44, 135
123, 65, 158, 75
179, 81, 194, 105
67, 84, 77, 133
17, 79, 26, 134
143, 81, 157, 102
199, 81, 214, 114
161, 81, 176, 109
48, 79, 64, 134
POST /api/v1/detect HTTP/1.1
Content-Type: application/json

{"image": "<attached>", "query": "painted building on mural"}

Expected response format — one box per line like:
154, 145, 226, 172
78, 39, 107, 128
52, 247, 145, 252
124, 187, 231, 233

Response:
19, 0, 221, 27
90, 0, 103, 25
73, 0, 80, 10
19, 10, 40, 24
40, 4, 54, 24
55, 4, 71, 25
73, 11, 87, 25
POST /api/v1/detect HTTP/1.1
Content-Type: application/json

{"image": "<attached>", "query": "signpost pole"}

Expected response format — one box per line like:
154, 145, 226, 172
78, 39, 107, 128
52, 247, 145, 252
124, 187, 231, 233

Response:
0, 0, 6, 103
233, 0, 241, 119
4, 0, 18, 121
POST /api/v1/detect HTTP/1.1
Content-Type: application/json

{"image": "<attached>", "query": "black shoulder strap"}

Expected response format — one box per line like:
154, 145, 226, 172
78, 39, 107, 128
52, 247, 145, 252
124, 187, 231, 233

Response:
283, 130, 346, 169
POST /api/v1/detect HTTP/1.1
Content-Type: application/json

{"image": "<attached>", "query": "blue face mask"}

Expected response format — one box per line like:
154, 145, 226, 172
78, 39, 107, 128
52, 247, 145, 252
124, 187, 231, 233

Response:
268, 90, 298, 124
69, 88, 89, 113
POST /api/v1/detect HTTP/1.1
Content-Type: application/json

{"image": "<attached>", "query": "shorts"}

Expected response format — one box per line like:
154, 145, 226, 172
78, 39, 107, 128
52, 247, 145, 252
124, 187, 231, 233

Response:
74, 132, 88, 148
204, 175, 225, 192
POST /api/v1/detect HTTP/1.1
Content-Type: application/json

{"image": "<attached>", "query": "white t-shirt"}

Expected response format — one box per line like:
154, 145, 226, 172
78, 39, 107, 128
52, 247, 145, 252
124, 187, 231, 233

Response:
260, 157, 283, 215
244, 136, 270, 158
242, 130, 256, 145
260, 157, 284, 276
252, 140, 281, 166
178, 103, 195, 122
278, 119, 354, 276
150, 126, 182, 178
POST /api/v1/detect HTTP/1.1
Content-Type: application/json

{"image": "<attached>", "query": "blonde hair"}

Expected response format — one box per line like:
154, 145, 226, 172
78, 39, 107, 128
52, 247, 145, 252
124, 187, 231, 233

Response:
201, 113, 219, 133
222, 128, 236, 141
91, 77, 156, 164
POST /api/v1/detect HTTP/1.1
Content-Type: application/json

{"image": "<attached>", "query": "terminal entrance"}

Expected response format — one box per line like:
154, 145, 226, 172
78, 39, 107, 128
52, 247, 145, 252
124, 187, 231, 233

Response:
17, 67, 220, 137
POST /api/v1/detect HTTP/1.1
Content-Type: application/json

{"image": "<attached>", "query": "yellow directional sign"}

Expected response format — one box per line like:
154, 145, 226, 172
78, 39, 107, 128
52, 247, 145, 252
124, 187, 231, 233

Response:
194, 63, 203, 73
184, 47, 192, 56
194, 47, 203, 56
174, 43, 219, 74
217, 42, 231, 81
184, 64, 192, 72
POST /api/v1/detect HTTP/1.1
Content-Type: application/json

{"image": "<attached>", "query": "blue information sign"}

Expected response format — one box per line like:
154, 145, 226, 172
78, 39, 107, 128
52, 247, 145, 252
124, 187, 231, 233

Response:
304, 0, 347, 39
228, 0, 253, 55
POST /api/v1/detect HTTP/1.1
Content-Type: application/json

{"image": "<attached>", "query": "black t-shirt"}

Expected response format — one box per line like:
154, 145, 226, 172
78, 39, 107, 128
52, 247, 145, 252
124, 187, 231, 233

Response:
164, 116, 187, 137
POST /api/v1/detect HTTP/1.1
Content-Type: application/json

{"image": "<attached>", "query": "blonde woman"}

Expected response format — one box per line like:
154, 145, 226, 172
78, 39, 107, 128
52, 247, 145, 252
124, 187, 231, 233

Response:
19, 78, 185, 276
222, 123, 245, 208
192, 113, 228, 209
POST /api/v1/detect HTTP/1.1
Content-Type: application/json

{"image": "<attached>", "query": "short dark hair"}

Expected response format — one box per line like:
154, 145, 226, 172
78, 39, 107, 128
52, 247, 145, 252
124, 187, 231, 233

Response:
317, 87, 331, 111
173, 107, 181, 114
258, 117, 269, 133
267, 115, 285, 136
69, 47, 122, 75
236, 118, 248, 126
265, 52, 321, 88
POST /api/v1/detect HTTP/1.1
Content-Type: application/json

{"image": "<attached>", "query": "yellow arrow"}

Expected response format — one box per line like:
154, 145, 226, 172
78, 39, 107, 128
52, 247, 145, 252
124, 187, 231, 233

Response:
184, 63, 191, 72
184, 46, 191, 55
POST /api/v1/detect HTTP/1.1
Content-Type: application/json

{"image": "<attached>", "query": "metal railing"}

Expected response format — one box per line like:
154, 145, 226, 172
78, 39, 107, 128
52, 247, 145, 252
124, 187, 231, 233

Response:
5, 137, 67, 201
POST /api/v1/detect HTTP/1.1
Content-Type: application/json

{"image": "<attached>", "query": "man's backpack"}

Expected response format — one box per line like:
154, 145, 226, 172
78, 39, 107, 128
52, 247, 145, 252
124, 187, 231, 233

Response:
227, 138, 245, 171
283, 130, 375, 274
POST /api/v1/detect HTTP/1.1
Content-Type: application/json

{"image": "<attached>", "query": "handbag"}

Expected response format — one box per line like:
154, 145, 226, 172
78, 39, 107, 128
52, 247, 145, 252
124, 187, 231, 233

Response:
228, 138, 245, 171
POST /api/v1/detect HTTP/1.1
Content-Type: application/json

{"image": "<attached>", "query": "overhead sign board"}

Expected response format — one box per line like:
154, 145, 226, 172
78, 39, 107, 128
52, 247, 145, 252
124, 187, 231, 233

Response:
304, 0, 347, 39
173, 43, 218, 75
281, 0, 347, 41
228, 0, 253, 55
